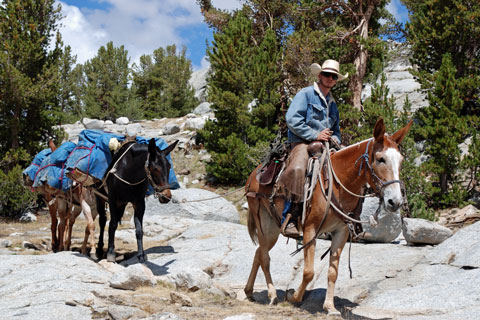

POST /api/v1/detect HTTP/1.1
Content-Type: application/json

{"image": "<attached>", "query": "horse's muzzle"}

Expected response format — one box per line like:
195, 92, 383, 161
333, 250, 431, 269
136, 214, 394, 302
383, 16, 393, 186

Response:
157, 189, 172, 204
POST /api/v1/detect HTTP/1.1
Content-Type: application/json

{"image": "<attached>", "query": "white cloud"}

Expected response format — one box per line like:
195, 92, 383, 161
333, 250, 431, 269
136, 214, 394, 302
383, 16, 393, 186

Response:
58, 0, 242, 67
386, 0, 408, 24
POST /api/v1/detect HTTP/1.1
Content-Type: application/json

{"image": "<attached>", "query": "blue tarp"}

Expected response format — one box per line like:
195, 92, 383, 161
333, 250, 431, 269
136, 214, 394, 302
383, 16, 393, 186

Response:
32, 141, 77, 191
64, 129, 179, 190
23, 148, 52, 182
26, 130, 179, 193
65, 129, 126, 181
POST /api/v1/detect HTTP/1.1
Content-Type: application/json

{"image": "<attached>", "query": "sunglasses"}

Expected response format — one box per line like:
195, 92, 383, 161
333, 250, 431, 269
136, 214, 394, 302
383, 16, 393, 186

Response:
321, 72, 338, 80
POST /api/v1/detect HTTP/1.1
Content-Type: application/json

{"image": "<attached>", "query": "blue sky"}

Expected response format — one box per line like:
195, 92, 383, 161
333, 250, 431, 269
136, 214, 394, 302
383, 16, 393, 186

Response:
58, 0, 408, 71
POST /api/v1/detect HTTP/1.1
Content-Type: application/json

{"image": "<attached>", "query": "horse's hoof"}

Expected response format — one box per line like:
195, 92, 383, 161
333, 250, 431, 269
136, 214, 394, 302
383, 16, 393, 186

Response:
137, 253, 147, 263
107, 253, 116, 262
90, 252, 98, 261
324, 306, 341, 317
285, 289, 296, 302
269, 296, 278, 305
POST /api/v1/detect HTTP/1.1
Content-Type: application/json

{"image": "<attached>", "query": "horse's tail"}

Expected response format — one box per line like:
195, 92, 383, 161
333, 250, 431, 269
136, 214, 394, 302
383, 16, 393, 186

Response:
245, 171, 259, 245
247, 204, 258, 245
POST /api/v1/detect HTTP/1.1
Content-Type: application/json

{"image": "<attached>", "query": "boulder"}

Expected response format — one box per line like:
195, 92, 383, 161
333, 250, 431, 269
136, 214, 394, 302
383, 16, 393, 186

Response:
82, 117, 105, 130
163, 123, 181, 135
116, 117, 130, 125
193, 102, 212, 115
109, 263, 156, 290
360, 197, 402, 243
402, 217, 453, 245
185, 117, 207, 130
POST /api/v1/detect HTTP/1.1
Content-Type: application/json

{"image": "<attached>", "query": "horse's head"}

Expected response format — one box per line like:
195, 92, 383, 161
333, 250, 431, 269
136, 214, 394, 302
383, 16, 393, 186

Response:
369, 118, 413, 213
147, 139, 179, 204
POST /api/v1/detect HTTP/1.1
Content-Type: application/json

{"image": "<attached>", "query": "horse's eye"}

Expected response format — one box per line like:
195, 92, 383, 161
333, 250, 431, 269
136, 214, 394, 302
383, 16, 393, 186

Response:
377, 157, 386, 164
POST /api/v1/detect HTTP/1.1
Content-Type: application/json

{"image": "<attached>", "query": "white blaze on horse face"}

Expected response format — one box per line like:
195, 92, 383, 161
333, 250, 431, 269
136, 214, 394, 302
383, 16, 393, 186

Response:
383, 148, 403, 212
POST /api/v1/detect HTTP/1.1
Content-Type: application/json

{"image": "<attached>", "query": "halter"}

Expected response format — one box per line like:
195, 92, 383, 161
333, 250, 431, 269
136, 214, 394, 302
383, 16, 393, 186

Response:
354, 139, 403, 198
103, 143, 171, 198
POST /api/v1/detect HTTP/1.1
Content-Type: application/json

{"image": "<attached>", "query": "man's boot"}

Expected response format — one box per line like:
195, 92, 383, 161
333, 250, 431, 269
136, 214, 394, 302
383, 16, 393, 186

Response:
281, 203, 303, 239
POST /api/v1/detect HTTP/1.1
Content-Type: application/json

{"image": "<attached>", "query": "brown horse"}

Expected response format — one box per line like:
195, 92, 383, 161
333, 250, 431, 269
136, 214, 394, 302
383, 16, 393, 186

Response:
244, 118, 412, 315
23, 141, 101, 259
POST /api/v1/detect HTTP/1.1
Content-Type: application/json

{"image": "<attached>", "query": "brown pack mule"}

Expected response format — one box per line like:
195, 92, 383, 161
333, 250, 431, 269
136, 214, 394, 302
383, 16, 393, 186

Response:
244, 118, 413, 315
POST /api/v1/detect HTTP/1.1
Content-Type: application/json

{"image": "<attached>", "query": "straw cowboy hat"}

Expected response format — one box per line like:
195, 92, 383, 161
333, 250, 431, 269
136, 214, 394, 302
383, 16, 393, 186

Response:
310, 59, 348, 81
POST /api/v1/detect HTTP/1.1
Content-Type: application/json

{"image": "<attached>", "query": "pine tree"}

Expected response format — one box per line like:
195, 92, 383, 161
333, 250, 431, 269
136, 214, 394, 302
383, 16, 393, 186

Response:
0, 0, 63, 155
83, 42, 138, 120
415, 54, 467, 207
132, 45, 197, 118
198, 12, 281, 183
55, 45, 84, 123
403, 0, 480, 102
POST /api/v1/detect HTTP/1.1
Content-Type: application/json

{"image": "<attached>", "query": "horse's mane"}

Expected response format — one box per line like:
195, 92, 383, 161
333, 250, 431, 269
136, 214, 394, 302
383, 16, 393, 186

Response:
334, 138, 372, 157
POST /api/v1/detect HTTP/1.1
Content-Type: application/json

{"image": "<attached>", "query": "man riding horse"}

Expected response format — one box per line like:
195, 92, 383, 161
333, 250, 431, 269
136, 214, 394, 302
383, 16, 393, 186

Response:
279, 59, 348, 239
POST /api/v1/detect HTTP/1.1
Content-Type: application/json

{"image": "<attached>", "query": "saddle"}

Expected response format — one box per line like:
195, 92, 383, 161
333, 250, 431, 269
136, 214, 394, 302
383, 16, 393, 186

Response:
258, 158, 284, 186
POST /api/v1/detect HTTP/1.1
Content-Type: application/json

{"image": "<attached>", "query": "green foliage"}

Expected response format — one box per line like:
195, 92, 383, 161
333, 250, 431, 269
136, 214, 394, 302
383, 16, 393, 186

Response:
83, 42, 140, 120
0, 149, 37, 218
198, 11, 281, 183
55, 46, 84, 124
462, 122, 480, 194
0, 0, 63, 155
403, 0, 480, 101
415, 54, 468, 208
132, 44, 198, 118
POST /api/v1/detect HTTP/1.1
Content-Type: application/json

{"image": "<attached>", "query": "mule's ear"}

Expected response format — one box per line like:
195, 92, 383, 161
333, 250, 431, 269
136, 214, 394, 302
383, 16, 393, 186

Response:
148, 138, 157, 160
373, 118, 385, 142
48, 139, 57, 152
391, 119, 413, 145
163, 140, 179, 155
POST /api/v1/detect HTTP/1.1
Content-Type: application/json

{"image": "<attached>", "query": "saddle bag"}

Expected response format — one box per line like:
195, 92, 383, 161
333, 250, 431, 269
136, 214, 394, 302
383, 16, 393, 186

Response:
258, 158, 284, 186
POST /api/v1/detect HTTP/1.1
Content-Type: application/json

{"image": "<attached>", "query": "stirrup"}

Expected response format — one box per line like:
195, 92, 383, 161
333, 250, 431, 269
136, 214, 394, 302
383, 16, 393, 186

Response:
281, 214, 302, 239
280, 213, 292, 236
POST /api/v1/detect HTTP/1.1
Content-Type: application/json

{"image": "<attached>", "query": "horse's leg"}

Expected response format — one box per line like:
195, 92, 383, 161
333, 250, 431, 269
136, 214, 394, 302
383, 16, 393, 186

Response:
107, 201, 126, 262
66, 204, 81, 251
287, 223, 317, 303
132, 200, 147, 263
96, 196, 106, 258
244, 199, 281, 305
80, 191, 97, 260
46, 195, 58, 252
323, 225, 349, 315
56, 199, 68, 252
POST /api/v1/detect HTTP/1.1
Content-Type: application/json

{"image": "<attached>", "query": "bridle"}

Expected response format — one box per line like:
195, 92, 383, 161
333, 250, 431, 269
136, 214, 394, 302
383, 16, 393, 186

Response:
103, 142, 171, 198
354, 139, 404, 199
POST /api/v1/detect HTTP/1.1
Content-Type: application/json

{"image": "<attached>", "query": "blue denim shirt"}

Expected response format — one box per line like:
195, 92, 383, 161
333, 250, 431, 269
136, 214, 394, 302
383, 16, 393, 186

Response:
286, 83, 341, 144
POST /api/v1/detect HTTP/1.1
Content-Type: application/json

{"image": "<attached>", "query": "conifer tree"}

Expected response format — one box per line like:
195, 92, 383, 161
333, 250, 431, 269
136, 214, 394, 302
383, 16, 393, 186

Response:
83, 42, 138, 120
132, 45, 197, 118
403, 0, 480, 103
198, 12, 281, 183
415, 54, 467, 207
55, 45, 84, 123
0, 0, 63, 154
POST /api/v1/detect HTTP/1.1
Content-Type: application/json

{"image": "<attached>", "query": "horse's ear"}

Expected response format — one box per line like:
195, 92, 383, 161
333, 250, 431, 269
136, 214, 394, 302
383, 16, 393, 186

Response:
373, 118, 385, 142
163, 140, 179, 155
391, 119, 413, 145
48, 140, 57, 152
148, 138, 157, 160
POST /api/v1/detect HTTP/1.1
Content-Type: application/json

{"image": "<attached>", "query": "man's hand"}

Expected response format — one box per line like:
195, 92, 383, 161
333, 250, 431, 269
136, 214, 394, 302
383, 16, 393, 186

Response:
316, 129, 332, 141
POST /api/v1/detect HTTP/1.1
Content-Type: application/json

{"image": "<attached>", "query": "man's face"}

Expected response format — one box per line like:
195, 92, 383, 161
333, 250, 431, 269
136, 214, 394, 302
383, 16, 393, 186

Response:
319, 72, 338, 89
